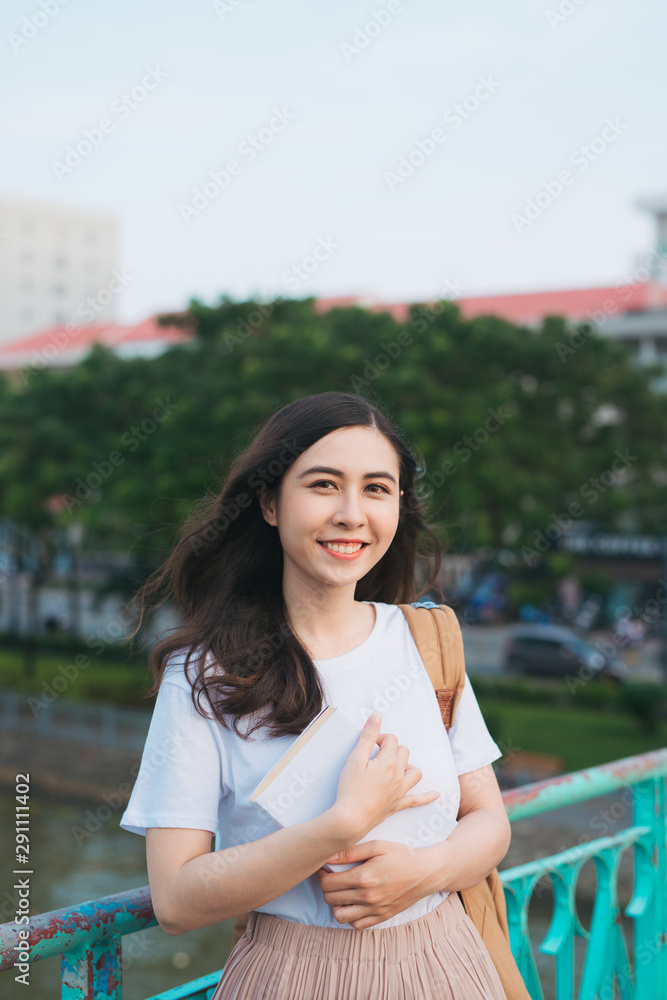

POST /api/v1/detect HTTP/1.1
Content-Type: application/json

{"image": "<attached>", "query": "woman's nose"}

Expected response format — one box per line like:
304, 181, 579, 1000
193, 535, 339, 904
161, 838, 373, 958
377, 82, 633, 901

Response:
334, 492, 366, 525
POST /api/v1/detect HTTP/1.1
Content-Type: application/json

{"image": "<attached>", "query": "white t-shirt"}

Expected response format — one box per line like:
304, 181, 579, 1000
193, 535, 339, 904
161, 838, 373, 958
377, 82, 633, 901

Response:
120, 601, 502, 929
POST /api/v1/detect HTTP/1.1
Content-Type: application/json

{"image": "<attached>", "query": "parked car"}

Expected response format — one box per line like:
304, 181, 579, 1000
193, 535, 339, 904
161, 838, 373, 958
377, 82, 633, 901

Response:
503, 624, 628, 682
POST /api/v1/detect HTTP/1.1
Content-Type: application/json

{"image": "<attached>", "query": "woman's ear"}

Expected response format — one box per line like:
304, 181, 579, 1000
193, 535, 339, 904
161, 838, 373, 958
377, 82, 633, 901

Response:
259, 489, 277, 526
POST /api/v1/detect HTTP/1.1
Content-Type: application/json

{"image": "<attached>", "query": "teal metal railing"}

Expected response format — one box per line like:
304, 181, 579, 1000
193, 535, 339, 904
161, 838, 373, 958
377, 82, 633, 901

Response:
1, 748, 666, 1000
500, 747, 667, 1000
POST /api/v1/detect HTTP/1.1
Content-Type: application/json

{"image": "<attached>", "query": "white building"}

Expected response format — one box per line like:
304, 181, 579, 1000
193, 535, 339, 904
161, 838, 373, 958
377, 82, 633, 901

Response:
0, 195, 117, 347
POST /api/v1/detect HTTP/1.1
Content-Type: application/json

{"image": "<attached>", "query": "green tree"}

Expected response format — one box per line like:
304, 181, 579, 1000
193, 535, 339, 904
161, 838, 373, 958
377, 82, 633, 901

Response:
1, 295, 665, 617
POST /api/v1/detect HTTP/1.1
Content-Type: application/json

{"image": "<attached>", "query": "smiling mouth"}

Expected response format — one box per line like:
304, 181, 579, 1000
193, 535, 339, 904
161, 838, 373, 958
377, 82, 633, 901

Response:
317, 541, 369, 555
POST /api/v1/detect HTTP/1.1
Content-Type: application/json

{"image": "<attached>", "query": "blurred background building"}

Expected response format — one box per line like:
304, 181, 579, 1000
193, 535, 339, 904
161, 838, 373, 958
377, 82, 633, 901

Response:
0, 193, 117, 346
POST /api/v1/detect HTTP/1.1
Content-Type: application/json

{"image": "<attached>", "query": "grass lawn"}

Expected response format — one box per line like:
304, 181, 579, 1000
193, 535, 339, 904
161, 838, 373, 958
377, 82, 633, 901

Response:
0, 648, 153, 706
478, 697, 667, 773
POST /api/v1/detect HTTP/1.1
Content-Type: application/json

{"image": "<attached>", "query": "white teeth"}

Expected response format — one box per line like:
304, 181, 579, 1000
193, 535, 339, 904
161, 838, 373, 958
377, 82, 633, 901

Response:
322, 542, 364, 554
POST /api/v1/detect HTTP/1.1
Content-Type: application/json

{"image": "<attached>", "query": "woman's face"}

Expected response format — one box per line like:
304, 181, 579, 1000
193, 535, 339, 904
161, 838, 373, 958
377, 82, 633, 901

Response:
260, 425, 402, 594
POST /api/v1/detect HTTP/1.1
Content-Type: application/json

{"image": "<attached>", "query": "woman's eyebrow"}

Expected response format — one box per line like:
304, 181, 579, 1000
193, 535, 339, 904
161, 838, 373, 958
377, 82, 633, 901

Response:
296, 465, 398, 486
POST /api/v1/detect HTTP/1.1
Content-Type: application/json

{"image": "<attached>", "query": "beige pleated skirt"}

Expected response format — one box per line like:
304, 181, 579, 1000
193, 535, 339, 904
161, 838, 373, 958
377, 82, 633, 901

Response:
211, 890, 507, 1000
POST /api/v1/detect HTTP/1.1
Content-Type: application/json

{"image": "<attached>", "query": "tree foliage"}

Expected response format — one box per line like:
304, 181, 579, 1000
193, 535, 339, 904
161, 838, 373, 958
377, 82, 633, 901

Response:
2, 296, 666, 577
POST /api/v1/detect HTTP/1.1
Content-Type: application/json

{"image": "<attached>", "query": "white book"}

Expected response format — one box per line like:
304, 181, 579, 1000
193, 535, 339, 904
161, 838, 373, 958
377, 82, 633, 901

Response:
250, 705, 458, 872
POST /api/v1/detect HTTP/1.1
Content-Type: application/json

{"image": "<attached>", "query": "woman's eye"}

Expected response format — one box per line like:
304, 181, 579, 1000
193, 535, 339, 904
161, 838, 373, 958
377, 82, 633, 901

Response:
310, 481, 389, 494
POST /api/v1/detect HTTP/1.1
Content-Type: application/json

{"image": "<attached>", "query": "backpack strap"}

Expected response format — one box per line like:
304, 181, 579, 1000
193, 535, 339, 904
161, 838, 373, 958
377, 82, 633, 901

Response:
397, 602, 466, 730
398, 602, 528, 992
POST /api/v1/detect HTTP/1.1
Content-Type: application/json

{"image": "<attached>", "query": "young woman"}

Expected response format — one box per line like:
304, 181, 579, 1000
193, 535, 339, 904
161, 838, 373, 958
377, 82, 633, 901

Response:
120, 391, 511, 999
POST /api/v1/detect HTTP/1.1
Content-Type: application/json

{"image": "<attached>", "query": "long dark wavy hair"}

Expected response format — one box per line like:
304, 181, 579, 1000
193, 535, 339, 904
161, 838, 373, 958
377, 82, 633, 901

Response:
127, 391, 445, 739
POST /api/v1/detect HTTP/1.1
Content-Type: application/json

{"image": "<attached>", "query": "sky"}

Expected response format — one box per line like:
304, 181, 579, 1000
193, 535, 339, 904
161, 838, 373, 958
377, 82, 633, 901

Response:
2, 0, 666, 324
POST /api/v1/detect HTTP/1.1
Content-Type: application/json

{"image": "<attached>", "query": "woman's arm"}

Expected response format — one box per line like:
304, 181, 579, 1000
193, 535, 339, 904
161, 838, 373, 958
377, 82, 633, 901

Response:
147, 810, 354, 934
146, 718, 440, 934
315, 762, 511, 928
419, 762, 511, 891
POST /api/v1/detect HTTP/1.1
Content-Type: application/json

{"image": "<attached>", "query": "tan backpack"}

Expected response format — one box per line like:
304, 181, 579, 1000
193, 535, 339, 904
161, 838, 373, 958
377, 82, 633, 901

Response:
230, 602, 531, 999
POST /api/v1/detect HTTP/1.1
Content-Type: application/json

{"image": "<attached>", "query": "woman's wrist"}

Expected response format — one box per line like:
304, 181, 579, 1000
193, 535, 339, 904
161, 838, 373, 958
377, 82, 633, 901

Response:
418, 840, 456, 895
320, 804, 368, 849
420, 808, 511, 894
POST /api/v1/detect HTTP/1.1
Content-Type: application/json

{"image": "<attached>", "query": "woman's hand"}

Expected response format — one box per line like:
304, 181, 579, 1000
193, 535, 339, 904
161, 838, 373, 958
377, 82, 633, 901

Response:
328, 713, 440, 842
315, 840, 440, 929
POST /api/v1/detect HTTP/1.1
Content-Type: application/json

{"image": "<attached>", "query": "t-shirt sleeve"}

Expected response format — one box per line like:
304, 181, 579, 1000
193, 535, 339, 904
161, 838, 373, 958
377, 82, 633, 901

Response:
447, 671, 503, 776
119, 670, 226, 838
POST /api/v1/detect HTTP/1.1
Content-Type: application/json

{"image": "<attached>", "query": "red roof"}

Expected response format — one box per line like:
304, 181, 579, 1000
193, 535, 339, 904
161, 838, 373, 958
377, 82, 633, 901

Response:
314, 296, 365, 313
4, 280, 666, 375
315, 282, 667, 326
455, 282, 663, 325
0, 316, 193, 371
